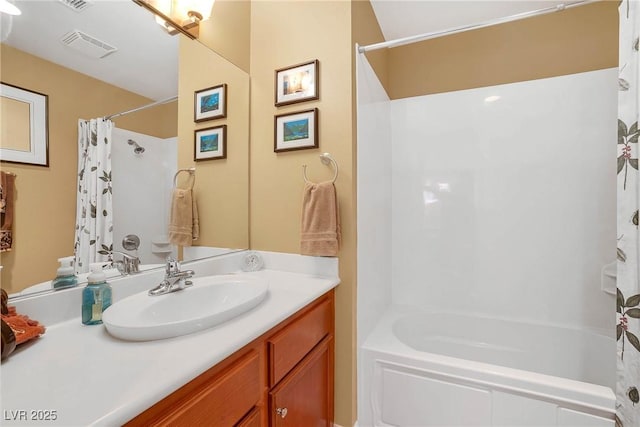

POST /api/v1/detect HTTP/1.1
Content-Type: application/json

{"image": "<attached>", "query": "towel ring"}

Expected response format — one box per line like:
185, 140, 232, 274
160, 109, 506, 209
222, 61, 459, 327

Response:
173, 167, 196, 187
302, 153, 338, 184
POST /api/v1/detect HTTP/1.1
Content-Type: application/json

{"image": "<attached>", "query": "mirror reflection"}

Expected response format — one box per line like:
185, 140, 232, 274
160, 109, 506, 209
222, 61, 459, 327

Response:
0, 0, 249, 298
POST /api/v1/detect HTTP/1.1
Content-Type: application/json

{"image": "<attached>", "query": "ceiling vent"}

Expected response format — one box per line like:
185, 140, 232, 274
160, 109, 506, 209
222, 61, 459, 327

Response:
60, 30, 118, 59
58, 0, 92, 12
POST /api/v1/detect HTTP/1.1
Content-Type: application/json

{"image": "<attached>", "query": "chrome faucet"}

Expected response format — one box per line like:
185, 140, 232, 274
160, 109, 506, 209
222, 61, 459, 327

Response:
148, 257, 195, 296
109, 250, 140, 275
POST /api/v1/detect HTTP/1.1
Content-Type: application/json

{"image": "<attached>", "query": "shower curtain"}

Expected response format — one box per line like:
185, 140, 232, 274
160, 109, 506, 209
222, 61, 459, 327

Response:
74, 119, 113, 274
616, 2, 640, 426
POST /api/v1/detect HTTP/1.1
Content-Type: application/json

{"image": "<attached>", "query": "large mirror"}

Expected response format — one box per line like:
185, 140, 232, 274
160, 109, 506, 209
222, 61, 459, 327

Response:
0, 0, 249, 298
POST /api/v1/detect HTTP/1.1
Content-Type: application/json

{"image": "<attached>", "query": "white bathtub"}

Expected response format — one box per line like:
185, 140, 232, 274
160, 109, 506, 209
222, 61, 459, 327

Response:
358, 306, 616, 427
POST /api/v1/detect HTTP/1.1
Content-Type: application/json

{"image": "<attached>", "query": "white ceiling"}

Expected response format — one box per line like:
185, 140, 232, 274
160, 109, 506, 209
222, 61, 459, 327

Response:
1, 1, 586, 100
2, 0, 178, 101
370, 0, 585, 43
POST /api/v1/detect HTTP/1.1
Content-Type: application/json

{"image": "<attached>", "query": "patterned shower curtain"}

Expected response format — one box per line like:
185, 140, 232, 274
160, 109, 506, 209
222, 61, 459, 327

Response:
74, 119, 113, 274
616, 2, 640, 426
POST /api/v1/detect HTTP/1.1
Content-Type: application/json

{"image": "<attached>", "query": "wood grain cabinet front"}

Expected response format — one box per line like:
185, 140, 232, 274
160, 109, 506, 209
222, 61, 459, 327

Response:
126, 290, 335, 427
126, 349, 262, 427
268, 298, 332, 386
269, 336, 334, 427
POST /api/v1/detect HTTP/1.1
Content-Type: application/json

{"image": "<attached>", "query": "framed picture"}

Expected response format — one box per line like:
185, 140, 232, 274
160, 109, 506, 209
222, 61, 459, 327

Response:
0, 82, 49, 166
274, 108, 318, 153
194, 125, 227, 161
194, 84, 227, 122
274, 60, 319, 107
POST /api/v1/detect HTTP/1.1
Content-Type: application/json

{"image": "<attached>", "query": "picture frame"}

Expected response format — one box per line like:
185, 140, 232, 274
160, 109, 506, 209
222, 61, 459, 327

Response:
274, 108, 318, 153
0, 82, 49, 166
274, 60, 319, 107
194, 125, 227, 161
194, 84, 227, 122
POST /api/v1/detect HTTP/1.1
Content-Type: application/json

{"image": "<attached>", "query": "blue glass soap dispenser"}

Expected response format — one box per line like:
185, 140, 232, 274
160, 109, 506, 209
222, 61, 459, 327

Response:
82, 266, 112, 325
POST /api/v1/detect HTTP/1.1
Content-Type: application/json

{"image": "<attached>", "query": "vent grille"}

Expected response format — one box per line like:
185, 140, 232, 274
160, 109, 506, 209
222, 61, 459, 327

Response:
58, 0, 92, 12
60, 30, 117, 59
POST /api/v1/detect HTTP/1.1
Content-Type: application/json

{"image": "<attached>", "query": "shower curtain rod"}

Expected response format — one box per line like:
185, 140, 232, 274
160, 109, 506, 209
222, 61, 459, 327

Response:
103, 95, 178, 120
358, 0, 598, 53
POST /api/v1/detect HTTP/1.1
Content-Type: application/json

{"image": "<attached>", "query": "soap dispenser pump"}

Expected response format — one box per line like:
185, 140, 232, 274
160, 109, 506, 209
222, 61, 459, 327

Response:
52, 256, 78, 290
82, 266, 112, 325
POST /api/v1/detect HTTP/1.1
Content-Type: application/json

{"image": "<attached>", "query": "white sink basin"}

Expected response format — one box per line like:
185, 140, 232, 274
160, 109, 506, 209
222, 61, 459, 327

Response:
102, 274, 268, 341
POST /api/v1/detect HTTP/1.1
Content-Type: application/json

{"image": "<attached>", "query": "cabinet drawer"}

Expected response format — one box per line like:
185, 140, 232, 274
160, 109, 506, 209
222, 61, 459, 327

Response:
158, 350, 261, 427
268, 298, 331, 386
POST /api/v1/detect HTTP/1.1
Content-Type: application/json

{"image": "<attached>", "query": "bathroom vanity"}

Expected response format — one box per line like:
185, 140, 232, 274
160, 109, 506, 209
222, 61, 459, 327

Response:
127, 291, 334, 426
0, 252, 339, 426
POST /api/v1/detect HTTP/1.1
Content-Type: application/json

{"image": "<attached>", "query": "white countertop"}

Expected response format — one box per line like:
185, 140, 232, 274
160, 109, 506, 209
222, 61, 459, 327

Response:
0, 252, 339, 426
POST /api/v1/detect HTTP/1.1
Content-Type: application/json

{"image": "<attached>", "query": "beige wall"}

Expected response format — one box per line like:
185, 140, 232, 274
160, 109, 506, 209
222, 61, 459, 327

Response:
199, 0, 251, 73
177, 37, 250, 250
352, 0, 389, 94
0, 44, 176, 293
1, 96, 31, 151
386, 1, 618, 99
249, 1, 356, 425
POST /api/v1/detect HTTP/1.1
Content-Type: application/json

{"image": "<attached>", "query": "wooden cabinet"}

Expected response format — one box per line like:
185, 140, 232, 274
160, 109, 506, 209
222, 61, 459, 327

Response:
126, 290, 334, 427
268, 298, 332, 386
269, 336, 333, 427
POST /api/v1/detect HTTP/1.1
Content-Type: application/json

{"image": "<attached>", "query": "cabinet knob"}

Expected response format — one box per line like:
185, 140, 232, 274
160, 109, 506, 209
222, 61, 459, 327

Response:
276, 407, 288, 418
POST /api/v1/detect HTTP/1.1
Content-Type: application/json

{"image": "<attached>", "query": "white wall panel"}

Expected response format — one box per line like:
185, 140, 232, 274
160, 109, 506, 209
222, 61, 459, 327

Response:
112, 128, 176, 265
356, 52, 392, 347
390, 69, 618, 331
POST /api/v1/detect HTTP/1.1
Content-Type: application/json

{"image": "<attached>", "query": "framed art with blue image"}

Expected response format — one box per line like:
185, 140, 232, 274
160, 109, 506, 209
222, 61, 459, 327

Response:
194, 125, 226, 161
194, 84, 227, 122
274, 108, 318, 153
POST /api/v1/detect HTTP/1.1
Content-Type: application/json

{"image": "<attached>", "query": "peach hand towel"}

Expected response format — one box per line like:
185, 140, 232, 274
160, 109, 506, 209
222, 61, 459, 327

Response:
0, 172, 16, 252
168, 188, 199, 246
300, 181, 341, 256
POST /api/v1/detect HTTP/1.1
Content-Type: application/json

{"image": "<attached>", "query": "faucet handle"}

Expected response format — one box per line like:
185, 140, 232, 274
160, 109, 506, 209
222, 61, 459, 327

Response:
165, 256, 179, 275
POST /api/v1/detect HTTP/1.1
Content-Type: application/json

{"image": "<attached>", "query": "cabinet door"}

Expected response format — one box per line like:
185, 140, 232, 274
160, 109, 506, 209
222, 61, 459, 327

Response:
236, 407, 262, 427
269, 336, 333, 427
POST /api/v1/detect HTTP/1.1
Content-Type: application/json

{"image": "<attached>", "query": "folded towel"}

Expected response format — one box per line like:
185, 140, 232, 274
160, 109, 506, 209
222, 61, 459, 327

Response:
168, 188, 199, 246
300, 181, 341, 257
2, 305, 46, 345
0, 172, 15, 252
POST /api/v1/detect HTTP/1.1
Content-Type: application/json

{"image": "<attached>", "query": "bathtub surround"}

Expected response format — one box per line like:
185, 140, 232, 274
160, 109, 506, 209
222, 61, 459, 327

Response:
361, 308, 615, 426
74, 118, 113, 274
616, 2, 640, 426
111, 128, 177, 265
357, 53, 618, 424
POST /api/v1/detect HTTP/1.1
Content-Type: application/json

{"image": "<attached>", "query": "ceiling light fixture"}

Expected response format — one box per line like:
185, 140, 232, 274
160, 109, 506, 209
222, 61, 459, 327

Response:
0, 0, 21, 16
133, 0, 215, 39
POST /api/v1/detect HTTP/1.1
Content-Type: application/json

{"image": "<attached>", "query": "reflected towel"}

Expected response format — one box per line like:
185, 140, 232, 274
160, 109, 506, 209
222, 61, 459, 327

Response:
300, 181, 341, 257
0, 172, 15, 252
168, 188, 199, 246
